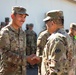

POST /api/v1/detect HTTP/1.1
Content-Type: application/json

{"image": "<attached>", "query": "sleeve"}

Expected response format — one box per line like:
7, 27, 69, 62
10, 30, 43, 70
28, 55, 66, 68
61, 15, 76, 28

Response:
44, 38, 67, 75
35, 32, 37, 42
0, 30, 23, 65
36, 33, 45, 57
50, 38, 66, 68
0, 30, 10, 48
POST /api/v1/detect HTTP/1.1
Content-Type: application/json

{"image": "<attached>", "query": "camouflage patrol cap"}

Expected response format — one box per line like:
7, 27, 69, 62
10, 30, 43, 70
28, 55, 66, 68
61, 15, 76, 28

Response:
43, 10, 63, 21
5, 17, 10, 22
12, 6, 29, 16
26, 24, 29, 26
29, 23, 33, 27
70, 23, 76, 30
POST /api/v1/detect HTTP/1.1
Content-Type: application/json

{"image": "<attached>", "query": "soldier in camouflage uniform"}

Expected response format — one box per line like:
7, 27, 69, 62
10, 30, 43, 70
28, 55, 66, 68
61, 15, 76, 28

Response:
25, 24, 29, 31
25, 24, 30, 56
0, 6, 36, 75
25, 23, 37, 68
68, 23, 76, 75
29, 23, 37, 54
40, 10, 72, 75
0, 22, 6, 30
25, 24, 37, 55
5, 17, 10, 26
36, 29, 50, 75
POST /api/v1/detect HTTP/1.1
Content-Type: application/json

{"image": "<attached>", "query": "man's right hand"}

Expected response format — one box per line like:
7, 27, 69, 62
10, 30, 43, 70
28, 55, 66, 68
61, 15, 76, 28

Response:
26, 54, 40, 65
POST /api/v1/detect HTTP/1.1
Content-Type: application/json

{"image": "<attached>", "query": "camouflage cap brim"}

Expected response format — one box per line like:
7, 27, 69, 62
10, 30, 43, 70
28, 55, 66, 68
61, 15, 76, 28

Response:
43, 16, 52, 21
70, 23, 76, 30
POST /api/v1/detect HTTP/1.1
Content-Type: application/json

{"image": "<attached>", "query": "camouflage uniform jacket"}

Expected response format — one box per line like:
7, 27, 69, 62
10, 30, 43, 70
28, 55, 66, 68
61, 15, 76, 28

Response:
70, 36, 76, 56
41, 28, 72, 75
0, 24, 26, 75
69, 36, 76, 69
36, 30, 50, 57
36, 30, 50, 75
25, 29, 37, 55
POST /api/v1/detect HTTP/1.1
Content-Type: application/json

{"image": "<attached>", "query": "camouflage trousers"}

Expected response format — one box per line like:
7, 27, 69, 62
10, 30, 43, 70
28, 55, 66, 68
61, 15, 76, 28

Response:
38, 63, 41, 75
68, 55, 76, 75
26, 46, 36, 55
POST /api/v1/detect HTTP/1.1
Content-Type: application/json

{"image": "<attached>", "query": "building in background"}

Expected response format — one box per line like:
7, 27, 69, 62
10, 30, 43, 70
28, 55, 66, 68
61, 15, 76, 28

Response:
0, 0, 76, 34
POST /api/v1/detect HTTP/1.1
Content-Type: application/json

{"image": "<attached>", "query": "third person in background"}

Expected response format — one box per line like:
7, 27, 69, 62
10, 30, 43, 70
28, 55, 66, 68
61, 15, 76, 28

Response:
68, 23, 76, 75
36, 28, 50, 75
25, 23, 37, 68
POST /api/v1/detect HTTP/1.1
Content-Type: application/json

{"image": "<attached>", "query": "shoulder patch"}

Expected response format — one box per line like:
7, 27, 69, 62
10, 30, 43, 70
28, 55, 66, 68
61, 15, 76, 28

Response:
55, 38, 59, 42
55, 49, 61, 53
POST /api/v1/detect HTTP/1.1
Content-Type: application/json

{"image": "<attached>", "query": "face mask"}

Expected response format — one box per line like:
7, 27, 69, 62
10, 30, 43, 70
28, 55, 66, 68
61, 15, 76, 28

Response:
74, 36, 76, 40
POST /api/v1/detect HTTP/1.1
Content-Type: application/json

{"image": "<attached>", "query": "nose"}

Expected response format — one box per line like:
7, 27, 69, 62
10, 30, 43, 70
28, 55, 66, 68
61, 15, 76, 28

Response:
22, 17, 25, 22
21, 15, 26, 22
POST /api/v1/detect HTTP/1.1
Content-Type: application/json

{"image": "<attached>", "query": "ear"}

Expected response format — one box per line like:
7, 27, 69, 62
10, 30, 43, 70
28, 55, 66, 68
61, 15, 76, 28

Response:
70, 28, 73, 31
52, 20, 56, 24
11, 14, 14, 19
51, 21, 54, 25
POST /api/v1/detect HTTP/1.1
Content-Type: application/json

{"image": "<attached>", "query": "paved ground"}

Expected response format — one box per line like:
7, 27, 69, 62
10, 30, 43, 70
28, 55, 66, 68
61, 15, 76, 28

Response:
26, 65, 38, 75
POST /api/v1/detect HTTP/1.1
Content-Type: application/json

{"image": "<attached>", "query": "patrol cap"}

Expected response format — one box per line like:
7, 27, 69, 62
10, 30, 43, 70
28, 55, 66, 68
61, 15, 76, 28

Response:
12, 6, 29, 16
5, 17, 10, 22
70, 23, 76, 30
26, 24, 29, 26
29, 23, 33, 27
43, 10, 63, 22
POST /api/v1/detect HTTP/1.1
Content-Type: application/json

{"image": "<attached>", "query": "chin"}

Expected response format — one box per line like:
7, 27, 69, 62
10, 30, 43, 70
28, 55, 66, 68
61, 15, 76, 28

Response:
19, 25, 22, 27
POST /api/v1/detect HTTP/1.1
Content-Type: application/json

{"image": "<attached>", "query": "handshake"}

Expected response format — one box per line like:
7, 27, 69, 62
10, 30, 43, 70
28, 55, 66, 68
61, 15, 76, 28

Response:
26, 54, 40, 65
